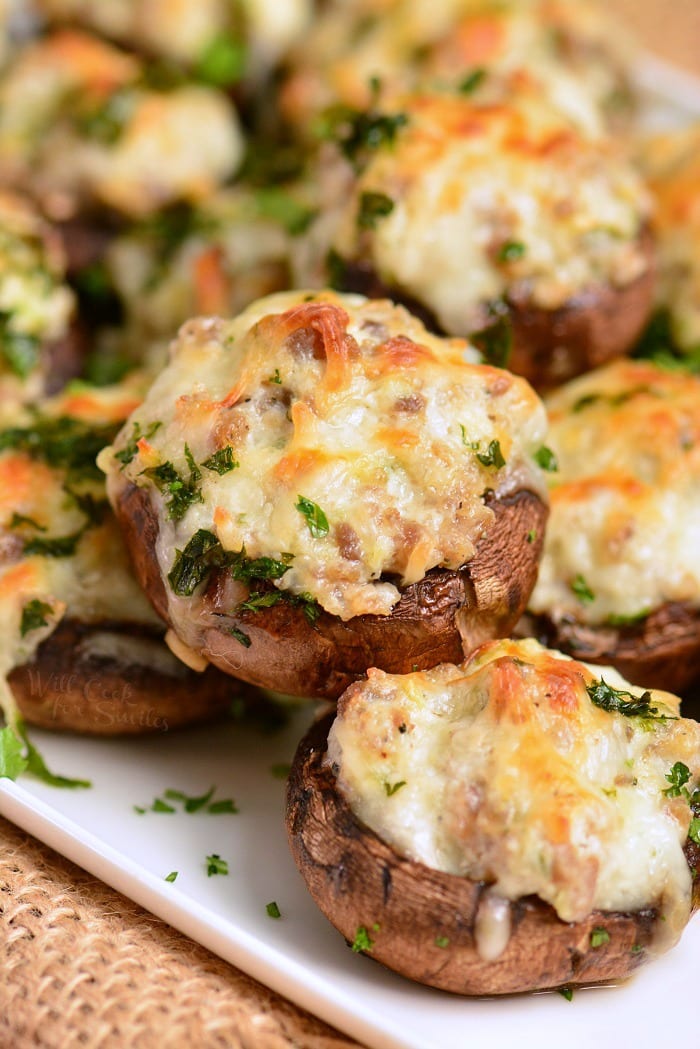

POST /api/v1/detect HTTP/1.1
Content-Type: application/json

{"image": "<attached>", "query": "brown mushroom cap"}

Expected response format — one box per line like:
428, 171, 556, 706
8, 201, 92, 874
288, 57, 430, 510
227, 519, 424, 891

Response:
8, 617, 238, 734
287, 712, 699, 996
333, 227, 655, 391
523, 603, 700, 697
113, 482, 548, 700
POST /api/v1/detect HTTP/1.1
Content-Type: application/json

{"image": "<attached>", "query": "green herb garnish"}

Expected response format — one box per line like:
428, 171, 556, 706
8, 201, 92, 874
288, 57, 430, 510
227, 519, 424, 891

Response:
435, 935, 450, 948
571, 574, 595, 604
321, 104, 408, 169
17, 720, 91, 788
534, 445, 558, 471
351, 925, 375, 953
144, 445, 203, 521
458, 67, 487, 94
558, 987, 574, 1001
384, 780, 406, 796
201, 447, 238, 474
470, 307, 512, 368
0, 725, 28, 780
498, 240, 526, 262
206, 853, 229, 876
0, 318, 40, 378
196, 33, 247, 87
254, 187, 316, 236
266, 901, 281, 919
663, 762, 691, 798
476, 439, 506, 469
586, 678, 670, 722
228, 625, 252, 648
590, 928, 610, 948
23, 530, 84, 558
0, 415, 119, 481
114, 420, 162, 468
357, 190, 395, 229
296, 495, 330, 538
20, 598, 53, 637
165, 871, 178, 883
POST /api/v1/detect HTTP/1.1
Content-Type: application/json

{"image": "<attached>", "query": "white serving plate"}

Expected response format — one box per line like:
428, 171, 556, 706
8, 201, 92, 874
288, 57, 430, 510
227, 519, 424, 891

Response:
0, 704, 697, 1049
1, 53, 700, 1049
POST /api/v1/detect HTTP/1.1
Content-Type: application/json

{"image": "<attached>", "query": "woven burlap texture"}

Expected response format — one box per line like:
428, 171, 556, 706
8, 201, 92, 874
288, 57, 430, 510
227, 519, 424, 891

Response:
0, 817, 359, 1049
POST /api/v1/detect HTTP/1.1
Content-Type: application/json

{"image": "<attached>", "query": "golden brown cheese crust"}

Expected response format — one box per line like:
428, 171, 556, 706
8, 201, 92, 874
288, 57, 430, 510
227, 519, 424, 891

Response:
287, 639, 700, 995
529, 359, 700, 628
281, 0, 634, 136
103, 289, 548, 621
641, 124, 700, 354
0, 30, 243, 220
37, 0, 311, 71
317, 92, 650, 317
0, 190, 76, 400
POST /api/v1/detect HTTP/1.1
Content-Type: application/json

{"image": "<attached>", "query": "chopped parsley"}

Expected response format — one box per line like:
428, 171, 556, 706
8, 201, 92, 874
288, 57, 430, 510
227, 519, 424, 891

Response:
0, 317, 40, 378
586, 678, 671, 723
266, 901, 281, 919
590, 928, 610, 948
526, 529, 537, 543
0, 725, 28, 780
196, 33, 247, 87
23, 530, 84, 559
498, 240, 526, 263
9, 512, 45, 531
558, 987, 574, 1002
357, 191, 395, 229
20, 598, 53, 637
144, 444, 203, 521
253, 187, 316, 236
534, 445, 558, 472
267, 368, 282, 385
152, 797, 177, 813
114, 420, 162, 468
434, 935, 450, 948
458, 67, 487, 94
165, 871, 178, 883
476, 439, 506, 470
17, 720, 91, 788
296, 495, 330, 538
351, 925, 376, 953
571, 574, 595, 604
384, 780, 406, 796
606, 609, 651, 628
663, 762, 691, 798
228, 625, 252, 648
470, 306, 512, 368
168, 529, 230, 596
0, 415, 119, 482
137, 786, 238, 815
320, 104, 409, 170
201, 446, 238, 475
206, 853, 229, 876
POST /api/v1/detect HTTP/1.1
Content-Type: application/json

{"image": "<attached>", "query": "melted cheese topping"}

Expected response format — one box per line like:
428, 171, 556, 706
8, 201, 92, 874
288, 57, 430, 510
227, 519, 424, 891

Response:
529, 359, 700, 625
315, 92, 650, 333
641, 125, 700, 352
37, 0, 311, 69
106, 186, 292, 367
281, 0, 633, 135
102, 289, 547, 621
0, 189, 74, 395
0, 30, 242, 219
328, 638, 700, 947
0, 378, 162, 718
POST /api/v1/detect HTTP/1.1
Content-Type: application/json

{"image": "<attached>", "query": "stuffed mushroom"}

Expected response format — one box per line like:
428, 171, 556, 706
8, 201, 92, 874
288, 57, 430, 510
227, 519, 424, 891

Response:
524, 358, 700, 694
295, 90, 655, 389
102, 289, 550, 698
287, 638, 700, 994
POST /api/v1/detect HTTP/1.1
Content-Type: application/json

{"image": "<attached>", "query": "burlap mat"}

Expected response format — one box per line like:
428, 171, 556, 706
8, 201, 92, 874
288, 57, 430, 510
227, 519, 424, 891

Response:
0, 815, 358, 1049
0, 5, 698, 1049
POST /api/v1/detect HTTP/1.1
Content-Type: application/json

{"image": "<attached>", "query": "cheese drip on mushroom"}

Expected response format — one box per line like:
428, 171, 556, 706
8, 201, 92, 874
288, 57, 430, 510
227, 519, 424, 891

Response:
327, 638, 700, 957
